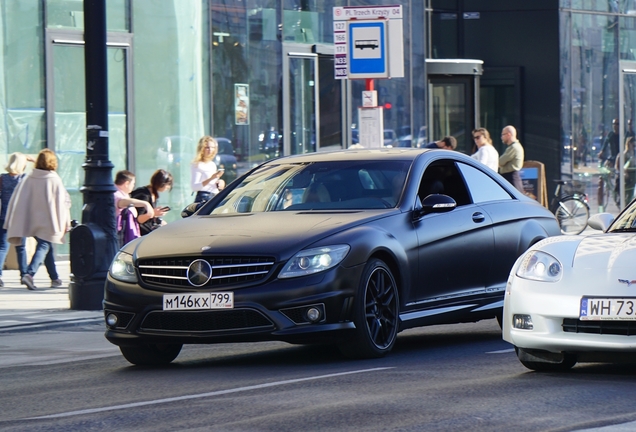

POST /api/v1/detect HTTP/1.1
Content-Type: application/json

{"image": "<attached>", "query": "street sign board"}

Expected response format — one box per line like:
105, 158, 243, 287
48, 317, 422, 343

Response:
332, 5, 403, 80
348, 21, 388, 78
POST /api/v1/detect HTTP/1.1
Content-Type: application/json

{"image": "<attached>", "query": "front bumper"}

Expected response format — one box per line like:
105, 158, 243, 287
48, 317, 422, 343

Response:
104, 263, 363, 347
503, 276, 636, 354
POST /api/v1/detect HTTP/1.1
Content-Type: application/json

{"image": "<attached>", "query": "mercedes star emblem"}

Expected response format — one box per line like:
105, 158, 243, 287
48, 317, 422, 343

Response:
187, 259, 213, 287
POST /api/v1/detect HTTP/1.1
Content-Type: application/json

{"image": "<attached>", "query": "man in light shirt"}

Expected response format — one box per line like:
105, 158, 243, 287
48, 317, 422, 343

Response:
499, 125, 525, 192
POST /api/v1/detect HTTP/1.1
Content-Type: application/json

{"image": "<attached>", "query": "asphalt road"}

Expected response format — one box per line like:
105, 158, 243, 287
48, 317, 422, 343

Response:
1, 319, 636, 431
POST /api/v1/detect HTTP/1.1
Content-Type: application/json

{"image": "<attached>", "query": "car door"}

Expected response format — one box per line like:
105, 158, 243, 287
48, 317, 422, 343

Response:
412, 160, 495, 306
455, 162, 527, 291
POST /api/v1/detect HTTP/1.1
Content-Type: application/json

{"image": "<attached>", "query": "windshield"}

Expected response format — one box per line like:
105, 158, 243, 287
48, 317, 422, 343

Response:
608, 201, 636, 231
205, 160, 411, 214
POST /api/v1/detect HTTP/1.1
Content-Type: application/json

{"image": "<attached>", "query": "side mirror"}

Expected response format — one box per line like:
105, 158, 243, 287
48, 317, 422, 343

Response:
414, 194, 457, 218
588, 212, 614, 231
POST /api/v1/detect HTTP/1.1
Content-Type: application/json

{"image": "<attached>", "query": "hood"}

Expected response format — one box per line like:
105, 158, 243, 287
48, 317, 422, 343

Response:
133, 210, 392, 260
572, 233, 636, 269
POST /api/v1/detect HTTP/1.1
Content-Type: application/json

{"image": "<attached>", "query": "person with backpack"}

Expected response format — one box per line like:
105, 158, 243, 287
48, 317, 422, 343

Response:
114, 170, 155, 247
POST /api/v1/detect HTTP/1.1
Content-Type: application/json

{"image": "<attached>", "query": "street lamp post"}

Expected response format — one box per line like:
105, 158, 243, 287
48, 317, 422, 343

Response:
68, 0, 119, 310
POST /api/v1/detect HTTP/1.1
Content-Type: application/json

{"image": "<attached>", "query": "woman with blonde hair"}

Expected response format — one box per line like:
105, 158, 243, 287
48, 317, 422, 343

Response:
0, 152, 31, 286
190, 135, 225, 203
471, 127, 499, 171
5, 149, 70, 290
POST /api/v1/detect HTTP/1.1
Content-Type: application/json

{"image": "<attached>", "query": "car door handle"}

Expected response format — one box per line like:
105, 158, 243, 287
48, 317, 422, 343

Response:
472, 212, 485, 223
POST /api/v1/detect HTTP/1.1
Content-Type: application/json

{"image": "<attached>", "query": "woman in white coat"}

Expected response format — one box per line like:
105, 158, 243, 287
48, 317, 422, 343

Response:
4, 149, 70, 290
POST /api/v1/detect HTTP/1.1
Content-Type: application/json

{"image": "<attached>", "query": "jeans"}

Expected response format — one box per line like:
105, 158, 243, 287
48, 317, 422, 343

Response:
0, 227, 27, 277
27, 237, 58, 280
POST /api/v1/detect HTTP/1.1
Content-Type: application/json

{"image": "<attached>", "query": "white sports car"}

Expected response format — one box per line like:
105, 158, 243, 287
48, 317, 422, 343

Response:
503, 205, 636, 371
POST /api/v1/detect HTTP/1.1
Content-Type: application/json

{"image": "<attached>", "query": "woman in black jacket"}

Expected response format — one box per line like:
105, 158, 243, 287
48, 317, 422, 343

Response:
131, 169, 174, 235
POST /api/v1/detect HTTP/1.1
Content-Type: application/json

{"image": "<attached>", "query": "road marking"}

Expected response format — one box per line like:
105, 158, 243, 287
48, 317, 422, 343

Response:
486, 348, 515, 354
27, 367, 395, 420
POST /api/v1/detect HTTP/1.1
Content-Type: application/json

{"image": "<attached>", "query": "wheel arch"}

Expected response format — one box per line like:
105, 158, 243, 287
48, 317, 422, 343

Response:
516, 218, 553, 255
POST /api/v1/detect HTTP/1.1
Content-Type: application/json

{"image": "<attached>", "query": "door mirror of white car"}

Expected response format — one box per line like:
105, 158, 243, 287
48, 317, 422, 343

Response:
588, 212, 614, 231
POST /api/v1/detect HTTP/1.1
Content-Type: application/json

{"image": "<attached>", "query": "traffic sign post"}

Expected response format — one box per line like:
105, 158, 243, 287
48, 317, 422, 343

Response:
333, 5, 404, 149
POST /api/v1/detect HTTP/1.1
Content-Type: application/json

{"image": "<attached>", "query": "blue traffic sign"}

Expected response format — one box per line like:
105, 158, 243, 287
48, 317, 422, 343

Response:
348, 21, 388, 78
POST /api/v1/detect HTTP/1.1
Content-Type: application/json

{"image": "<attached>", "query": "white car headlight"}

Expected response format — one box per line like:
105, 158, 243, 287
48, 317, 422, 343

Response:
516, 250, 562, 282
278, 245, 350, 279
109, 251, 137, 283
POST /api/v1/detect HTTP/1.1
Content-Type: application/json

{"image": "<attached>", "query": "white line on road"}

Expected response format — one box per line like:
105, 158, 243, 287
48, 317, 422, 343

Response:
486, 348, 515, 354
27, 367, 395, 420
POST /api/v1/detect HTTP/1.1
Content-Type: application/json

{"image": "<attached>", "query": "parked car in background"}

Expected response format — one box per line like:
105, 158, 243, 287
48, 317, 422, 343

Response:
383, 129, 398, 147
416, 126, 427, 147
396, 135, 413, 147
105, 148, 560, 365
258, 128, 281, 159
503, 203, 636, 371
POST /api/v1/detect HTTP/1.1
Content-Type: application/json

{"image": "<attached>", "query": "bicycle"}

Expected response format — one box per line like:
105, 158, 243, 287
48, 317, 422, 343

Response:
549, 180, 590, 235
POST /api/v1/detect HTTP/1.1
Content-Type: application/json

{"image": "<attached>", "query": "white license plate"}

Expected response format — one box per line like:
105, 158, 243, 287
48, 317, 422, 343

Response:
580, 297, 636, 320
163, 292, 234, 310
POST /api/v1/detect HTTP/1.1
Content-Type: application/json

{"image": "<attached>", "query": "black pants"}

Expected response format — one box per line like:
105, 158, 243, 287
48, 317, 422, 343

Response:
502, 171, 524, 193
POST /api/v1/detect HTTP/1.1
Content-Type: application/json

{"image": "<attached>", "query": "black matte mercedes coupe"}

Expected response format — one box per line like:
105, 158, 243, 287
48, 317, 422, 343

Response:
104, 148, 560, 365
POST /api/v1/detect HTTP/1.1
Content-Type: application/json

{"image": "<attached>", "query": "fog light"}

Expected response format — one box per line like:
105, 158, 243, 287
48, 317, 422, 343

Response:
513, 314, 533, 330
306, 307, 322, 323
106, 313, 119, 327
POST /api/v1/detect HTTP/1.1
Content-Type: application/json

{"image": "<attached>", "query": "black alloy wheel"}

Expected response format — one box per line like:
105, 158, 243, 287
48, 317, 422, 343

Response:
339, 258, 399, 359
119, 343, 183, 366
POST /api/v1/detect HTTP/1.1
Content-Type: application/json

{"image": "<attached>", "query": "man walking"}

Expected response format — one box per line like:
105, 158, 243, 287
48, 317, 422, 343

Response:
499, 125, 525, 193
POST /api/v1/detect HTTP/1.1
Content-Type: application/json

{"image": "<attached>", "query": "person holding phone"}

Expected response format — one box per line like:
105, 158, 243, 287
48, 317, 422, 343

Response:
131, 169, 174, 236
191, 136, 225, 203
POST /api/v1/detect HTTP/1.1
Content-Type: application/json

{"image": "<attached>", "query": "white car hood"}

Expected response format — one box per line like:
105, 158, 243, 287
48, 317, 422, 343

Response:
573, 233, 636, 269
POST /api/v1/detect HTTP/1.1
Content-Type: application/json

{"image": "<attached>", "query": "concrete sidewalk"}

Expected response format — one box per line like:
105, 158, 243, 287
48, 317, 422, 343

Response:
0, 260, 103, 333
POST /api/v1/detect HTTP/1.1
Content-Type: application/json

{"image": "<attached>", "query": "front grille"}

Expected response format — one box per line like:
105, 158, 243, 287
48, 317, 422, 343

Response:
140, 309, 274, 333
563, 318, 636, 336
138, 256, 275, 288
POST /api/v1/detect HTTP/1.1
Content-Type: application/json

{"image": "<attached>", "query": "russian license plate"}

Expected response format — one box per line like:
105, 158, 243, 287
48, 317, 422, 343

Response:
163, 292, 234, 310
580, 297, 636, 320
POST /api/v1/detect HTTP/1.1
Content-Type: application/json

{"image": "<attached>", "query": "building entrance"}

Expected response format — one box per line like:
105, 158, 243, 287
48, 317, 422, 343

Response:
282, 44, 345, 155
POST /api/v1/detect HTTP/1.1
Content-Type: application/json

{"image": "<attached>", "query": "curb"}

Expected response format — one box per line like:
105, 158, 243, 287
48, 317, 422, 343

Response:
0, 317, 104, 334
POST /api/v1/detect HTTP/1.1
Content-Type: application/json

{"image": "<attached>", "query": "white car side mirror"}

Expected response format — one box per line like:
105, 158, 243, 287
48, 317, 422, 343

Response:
588, 213, 614, 231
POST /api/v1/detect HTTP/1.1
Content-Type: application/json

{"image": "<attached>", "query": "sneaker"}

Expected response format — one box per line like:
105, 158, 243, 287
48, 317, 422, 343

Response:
0, 278, 4, 287
21, 274, 36, 290
50, 279, 63, 288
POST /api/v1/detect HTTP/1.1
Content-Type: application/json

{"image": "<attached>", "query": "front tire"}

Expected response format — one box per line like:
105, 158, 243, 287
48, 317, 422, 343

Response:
120, 343, 183, 366
339, 259, 399, 359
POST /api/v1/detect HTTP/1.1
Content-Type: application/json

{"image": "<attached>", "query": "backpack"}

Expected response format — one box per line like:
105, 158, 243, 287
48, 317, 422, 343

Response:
117, 206, 141, 247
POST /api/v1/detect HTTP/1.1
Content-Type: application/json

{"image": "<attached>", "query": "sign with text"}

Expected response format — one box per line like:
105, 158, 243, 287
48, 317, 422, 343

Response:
332, 5, 403, 80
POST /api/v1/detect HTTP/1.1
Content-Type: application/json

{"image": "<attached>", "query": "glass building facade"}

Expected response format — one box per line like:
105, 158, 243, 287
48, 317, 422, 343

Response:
3, 0, 636, 257
561, 1, 636, 211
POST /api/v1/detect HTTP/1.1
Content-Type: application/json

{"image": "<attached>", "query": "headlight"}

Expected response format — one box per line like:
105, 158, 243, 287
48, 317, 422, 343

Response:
516, 250, 562, 282
109, 251, 137, 283
278, 245, 350, 279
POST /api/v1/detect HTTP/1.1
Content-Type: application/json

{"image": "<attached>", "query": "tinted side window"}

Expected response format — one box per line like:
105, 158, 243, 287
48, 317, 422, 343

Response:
457, 163, 513, 203
419, 160, 471, 206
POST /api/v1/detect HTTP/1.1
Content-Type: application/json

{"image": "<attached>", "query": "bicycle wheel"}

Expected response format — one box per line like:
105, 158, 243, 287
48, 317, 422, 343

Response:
555, 197, 590, 235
